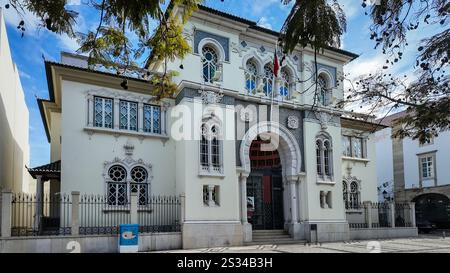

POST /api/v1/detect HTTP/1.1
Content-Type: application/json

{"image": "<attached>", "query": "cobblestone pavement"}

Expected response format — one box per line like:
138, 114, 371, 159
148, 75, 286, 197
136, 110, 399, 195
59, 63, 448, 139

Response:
154, 235, 450, 253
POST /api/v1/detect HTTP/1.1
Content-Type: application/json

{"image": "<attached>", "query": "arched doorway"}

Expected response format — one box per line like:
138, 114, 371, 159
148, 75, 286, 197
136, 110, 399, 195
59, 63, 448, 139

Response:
240, 121, 302, 233
413, 193, 450, 228
247, 137, 284, 230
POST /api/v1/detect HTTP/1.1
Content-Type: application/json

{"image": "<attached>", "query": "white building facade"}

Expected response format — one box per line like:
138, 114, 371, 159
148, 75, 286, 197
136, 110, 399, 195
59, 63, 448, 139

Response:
34, 5, 386, 248
0, 8, 31, 193
376, 111, 450, 228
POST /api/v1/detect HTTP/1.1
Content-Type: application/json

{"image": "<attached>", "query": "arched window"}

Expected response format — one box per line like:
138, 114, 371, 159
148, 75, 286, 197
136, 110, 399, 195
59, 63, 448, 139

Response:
200, 122, 223, 174
107, 165, 127, 206
263, 64, 273, 96
349, 181, 360, 209
318, 75, 329, 106
279, 68, 291, 98
130, 166, 149, 205
324, 140, 331, 176
202, 46, 218, 83
245, 60, 258, 93
200, 124, 209, 167
316, 140, 323, 176
316, 134, 333, 180
343, 181, 349, 209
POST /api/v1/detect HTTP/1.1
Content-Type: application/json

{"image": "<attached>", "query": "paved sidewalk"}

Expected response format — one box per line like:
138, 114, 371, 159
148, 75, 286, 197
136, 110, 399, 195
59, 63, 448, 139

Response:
153, 236, 450, 253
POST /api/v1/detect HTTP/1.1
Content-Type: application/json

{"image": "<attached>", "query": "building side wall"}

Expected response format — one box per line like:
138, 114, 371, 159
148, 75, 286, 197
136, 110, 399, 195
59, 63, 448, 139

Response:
60, 80, 176, 196
0, 10, 31, 192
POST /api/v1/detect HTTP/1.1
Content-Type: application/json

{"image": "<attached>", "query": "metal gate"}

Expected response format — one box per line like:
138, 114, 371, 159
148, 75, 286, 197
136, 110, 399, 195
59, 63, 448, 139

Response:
247, 172, 284, 230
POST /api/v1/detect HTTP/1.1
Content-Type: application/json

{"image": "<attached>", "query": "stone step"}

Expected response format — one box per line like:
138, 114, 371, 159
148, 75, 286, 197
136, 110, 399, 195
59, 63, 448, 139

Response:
244, 239, 306, 246
252, 230, 287, 235
252, 234, 292, 239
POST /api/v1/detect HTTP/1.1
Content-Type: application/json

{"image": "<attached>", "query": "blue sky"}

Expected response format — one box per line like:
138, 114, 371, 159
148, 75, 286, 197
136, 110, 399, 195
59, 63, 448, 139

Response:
0, 0, 437, 167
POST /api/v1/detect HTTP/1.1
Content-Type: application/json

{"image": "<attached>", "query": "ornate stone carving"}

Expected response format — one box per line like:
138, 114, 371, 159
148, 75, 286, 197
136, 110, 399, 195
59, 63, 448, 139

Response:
198, 90, 224, 104
240, 108, 255, 123
123, 141, 135, 157
314, 111, 333, 130
287, 116, 299, 129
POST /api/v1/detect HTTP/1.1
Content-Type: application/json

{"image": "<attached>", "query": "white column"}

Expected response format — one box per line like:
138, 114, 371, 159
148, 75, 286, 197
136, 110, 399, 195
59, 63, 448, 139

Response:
287, 176, 299, 224
138, 102, 144, 133
180, 193, 186, 225
1, 191, 12, 237
410, 202, 416, 227
87, 95, 94, 127
130, 192, 138, 224
114, 98, 120, 129
390, 202, 396, 228
71, 191, 80, 236
161, 105, 167, 135
283, 178, 290, 226
239, 173, 249, 223
35, 175, 44, 230
364, 201, 372, 228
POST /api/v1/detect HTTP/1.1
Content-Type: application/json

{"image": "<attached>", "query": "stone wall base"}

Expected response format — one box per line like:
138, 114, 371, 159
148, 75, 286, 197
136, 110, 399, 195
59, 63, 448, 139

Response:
301, 221, 350, 242
349, 227, 418, 240
182, 221, 243, 249
0, 232, 181, 253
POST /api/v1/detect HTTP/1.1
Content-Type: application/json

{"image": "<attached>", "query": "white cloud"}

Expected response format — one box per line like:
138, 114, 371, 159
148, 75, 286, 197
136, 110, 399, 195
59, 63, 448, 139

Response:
257, 17, 273, 30
338, 0, 360, 19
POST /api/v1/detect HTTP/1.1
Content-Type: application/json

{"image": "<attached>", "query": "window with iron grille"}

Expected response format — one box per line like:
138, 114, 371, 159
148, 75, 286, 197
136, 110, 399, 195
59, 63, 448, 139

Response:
279, 68, 291, 98
202, 46, 218, 83
107, 165, 127, 206
245, 60, 258, 93
143, 104, 161, 134
130, 166, 149, 205
200, 123, 222, 174
318, 75, 329, 106
316, 135, 333, 180
263, 64, 273, 96
94, 96, 114, 128
119, 100, 138, 131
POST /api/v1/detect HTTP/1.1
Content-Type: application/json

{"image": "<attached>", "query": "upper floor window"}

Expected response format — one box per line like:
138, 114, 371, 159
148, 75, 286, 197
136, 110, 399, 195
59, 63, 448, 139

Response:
94, 96, 113, 129
419, 154, 435, 180
143, 104, 161, 134
200, 122, 223, 174
263, 64, 273, 96
245, 60, 258, 93
318, 75, 329, 106
119, 100, 138, 131
342, 136, 366, 158
87, 93, 166, 137
279, 68, 291, 98
202, 46, 218, 83
316, 134, 333, 180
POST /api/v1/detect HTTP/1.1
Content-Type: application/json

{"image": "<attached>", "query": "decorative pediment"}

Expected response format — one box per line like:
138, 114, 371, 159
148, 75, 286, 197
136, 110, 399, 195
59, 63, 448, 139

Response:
198, 90, 224, 105
287, 116, 299, 129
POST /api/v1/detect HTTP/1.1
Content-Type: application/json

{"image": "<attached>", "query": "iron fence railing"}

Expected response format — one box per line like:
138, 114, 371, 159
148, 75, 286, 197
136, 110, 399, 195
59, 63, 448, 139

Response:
79, 194, 132, 235
11, 193, 71, 237
138, 196, 181, 233
346, 202, 414, 229
8, 192, 181, 237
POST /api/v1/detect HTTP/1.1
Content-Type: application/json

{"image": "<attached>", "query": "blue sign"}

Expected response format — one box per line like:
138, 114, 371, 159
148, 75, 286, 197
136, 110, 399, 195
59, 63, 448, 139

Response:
119, 224, 138, 246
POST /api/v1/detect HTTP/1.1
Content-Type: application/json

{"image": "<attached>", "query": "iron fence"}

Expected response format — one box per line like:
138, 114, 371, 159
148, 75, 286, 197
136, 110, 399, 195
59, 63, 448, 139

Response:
79, 194, 132, 235
8, 192, 181, 237
11, 193, 71, 237
370, 202, 391, 228
395, 203, 412, 227
138, 196, 181, 233
346, 202, 414, 229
